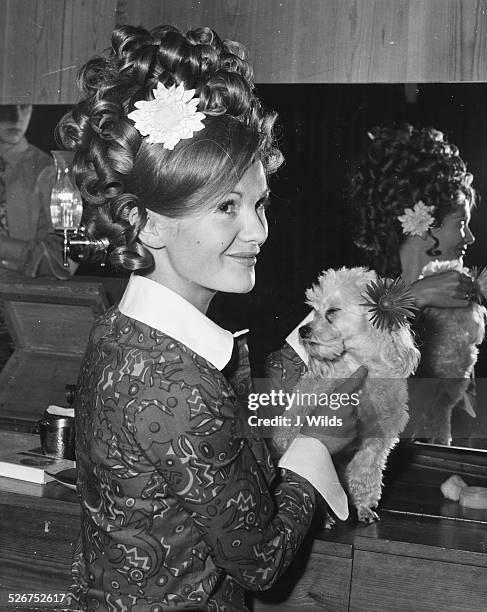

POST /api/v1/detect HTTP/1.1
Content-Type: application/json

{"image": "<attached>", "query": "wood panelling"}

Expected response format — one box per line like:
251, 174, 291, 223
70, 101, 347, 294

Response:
0, 503, 76, 604
2, 0, 487, 102
118, 0, 487, 83
406, 0, 487, 82
0, 0, 116, 103
349, 549, 487, 612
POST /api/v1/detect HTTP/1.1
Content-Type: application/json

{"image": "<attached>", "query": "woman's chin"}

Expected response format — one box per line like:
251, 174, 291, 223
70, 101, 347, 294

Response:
217, 275, 256, 294
237, 280, 256, 294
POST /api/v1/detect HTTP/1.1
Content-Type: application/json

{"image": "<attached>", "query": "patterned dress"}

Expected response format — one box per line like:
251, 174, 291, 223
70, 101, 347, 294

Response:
70, 306, 316, 611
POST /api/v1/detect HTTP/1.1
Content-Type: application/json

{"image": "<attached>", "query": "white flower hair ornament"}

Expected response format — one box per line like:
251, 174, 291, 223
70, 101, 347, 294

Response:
397, 200, 435, 237
127, 82, 206, 150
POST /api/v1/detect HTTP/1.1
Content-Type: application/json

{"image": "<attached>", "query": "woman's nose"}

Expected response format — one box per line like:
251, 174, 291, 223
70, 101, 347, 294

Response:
240, 208, 268, 245
465, 225, 475, 245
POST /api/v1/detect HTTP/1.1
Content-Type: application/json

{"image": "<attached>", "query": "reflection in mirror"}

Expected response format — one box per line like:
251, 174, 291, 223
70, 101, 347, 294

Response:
347, 121, 486, 450
0, 104, 73, 373
14, 86, 487, 450
250, 82, 487, 453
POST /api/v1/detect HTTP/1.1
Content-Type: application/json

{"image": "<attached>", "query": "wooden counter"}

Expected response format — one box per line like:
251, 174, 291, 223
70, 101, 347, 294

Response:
1, 433, 486, 611
0, 432, 78, 611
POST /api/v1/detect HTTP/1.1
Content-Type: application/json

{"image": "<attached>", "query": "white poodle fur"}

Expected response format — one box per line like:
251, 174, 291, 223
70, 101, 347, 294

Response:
409, 259, 486, 445
272, 267, 420, 523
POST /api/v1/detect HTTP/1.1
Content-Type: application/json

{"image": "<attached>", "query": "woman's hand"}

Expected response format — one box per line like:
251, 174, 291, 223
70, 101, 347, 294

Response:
409, 271, 474, 309
299, 365, 367, 455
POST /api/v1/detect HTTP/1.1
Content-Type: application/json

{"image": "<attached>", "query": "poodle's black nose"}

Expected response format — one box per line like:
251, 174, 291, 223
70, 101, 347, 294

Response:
299, 324, 310, 339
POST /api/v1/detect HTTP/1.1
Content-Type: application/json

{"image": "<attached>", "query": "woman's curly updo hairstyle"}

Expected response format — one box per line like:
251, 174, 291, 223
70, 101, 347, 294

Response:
351, 124, 475, 278
57, 24, 283, 271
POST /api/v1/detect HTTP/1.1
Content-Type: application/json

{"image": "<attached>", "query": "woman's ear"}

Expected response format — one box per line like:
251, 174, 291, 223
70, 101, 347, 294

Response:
128, 207, 166, 249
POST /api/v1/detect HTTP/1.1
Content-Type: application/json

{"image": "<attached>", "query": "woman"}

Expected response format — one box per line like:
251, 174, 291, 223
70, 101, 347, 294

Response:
59, 24, 363, 611
350, 124, 480, 443
351, 125, 475, 303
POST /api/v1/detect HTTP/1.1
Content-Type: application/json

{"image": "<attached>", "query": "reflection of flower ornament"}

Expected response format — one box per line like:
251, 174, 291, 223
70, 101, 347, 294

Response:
127, 82, 206, 149
361, 277, 418, 331
397, 201, 435, 236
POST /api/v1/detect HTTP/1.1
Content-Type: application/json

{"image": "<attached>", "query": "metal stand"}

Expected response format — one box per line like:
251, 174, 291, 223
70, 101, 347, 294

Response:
58, 228, 109, 267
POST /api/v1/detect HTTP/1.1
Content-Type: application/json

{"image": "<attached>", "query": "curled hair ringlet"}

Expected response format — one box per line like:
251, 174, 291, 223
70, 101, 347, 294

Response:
57, 22, 282, 273
350, 124, 476, 277
425, 230, 441, 257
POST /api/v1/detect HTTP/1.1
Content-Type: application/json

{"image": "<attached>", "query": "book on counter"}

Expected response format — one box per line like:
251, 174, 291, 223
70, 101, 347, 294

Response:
0, 447, 75, 484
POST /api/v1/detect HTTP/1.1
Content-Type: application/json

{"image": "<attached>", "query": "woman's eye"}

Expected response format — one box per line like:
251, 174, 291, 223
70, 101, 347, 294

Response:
326, 307, 340, 322
217, 200, 237, 215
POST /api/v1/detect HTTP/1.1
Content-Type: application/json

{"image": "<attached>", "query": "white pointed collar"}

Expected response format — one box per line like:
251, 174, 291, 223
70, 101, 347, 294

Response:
285, 310, 314, 366
119, 275, 247, 371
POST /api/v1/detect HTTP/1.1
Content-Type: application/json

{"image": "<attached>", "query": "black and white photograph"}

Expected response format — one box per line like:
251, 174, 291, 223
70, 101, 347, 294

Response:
1, 1, 487, 610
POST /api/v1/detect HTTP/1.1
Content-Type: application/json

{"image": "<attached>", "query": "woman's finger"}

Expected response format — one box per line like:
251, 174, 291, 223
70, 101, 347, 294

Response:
334, 365, 368, 395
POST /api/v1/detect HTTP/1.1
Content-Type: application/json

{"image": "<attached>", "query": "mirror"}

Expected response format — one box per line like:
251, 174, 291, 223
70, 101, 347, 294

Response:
227, 82, 487, 452
17, 86, 487, 450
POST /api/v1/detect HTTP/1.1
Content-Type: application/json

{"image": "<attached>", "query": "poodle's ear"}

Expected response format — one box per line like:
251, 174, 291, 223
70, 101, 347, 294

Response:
381, 327, 421, 377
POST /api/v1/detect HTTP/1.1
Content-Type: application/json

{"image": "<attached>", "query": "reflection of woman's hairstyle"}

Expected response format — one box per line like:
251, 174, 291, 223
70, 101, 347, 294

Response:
57, 25, 282, 271
351, 124, 475, 277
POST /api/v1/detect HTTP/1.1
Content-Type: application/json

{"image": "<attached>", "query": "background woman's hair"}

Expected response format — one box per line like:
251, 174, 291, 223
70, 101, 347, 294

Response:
350, 124, 476, 277
57, 24, 283, 271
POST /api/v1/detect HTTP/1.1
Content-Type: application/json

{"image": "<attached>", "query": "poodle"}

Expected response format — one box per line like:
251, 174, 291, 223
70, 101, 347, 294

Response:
408, 259, 487, 445
272, 267, 420, 523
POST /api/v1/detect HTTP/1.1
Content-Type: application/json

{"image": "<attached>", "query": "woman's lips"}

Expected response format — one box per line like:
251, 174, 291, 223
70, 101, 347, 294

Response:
226, 253, 258, 266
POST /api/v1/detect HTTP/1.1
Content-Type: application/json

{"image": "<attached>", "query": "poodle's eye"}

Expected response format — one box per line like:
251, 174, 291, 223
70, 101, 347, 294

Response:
325, 307, 340, 322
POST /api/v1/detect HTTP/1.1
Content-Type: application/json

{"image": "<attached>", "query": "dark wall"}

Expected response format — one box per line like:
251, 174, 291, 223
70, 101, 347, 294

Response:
28, 84, 487, 374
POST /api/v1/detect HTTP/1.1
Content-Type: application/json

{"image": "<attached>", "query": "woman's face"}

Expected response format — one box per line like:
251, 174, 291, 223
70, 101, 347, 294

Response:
155, 161, 269, 310
0, 104, 32, 146
430, 195, 475, 262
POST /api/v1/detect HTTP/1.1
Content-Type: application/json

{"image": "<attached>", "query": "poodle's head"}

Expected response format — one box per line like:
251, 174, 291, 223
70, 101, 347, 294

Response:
299, 267, 420, 377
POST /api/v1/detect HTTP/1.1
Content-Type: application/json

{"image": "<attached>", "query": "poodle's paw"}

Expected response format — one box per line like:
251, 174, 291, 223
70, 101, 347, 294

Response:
356, 506, 379, 523
323, 513, 336, 530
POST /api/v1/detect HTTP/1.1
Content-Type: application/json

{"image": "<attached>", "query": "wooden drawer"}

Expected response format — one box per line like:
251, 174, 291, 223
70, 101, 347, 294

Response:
350, 549, 487, 612
0, 503, 78, 594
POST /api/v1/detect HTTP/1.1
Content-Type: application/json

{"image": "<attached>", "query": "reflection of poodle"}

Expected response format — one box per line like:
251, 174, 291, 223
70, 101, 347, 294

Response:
272, 267, 420, 522
410, 260, 486, 445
